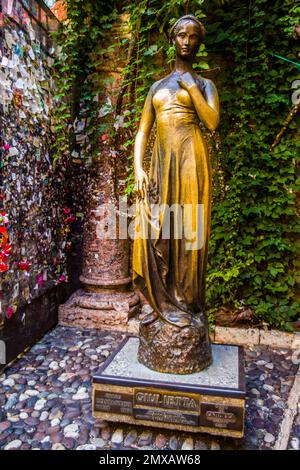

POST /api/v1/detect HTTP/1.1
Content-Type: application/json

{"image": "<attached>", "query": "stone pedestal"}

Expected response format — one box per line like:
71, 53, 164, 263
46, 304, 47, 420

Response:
59, 287, 139, 330
92, 336, 246, 438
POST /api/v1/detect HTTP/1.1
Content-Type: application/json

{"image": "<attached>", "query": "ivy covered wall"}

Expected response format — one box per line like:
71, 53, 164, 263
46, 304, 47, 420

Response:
204, 0, 300, 329
52, 0, 299, 329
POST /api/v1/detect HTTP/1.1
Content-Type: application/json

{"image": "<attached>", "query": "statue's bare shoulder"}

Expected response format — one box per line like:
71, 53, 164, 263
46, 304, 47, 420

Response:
195, 75, 218, 98
150, 74, 173, 96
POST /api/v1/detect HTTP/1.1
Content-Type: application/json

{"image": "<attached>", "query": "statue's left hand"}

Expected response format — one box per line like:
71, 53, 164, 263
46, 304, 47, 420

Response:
177, 72, 197, 91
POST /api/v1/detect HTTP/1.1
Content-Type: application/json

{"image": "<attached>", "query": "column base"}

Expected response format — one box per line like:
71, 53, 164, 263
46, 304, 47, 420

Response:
59, 287, 140, 331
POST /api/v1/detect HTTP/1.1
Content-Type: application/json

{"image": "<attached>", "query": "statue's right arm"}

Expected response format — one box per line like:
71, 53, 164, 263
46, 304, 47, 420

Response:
134, 88, 156, 199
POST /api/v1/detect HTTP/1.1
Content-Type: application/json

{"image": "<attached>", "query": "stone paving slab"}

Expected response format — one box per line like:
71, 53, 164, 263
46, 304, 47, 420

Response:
288, 404, 300, 450
0, 326, 299, 450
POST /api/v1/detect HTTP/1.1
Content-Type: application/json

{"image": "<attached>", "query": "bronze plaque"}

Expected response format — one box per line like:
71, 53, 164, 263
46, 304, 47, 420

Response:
133, 408, 199, 426
200, 403, 244, 430
94, 390, 133, 415
133, 388, 200, 426
134, 388, 200, 411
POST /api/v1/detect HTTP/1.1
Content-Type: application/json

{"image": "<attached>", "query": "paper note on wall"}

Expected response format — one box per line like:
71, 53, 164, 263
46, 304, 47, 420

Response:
7, 0, 14, 15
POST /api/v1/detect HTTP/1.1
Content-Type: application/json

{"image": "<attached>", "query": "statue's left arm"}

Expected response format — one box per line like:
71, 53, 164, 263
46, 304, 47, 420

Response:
178, 73, 220, 131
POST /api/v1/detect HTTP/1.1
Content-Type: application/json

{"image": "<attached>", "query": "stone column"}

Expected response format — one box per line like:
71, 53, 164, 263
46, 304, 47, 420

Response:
59, 154, 140, 331
59, 16, 140, 331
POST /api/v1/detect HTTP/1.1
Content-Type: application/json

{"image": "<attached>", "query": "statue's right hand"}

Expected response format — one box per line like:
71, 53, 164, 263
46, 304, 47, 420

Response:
134, 168, 149, 199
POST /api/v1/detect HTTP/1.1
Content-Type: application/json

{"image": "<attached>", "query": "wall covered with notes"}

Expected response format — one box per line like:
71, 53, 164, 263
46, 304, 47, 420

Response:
0, 0, 69, 331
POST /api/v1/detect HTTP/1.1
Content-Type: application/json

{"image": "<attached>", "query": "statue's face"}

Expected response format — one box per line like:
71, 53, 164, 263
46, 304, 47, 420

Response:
173, 21, 201, 59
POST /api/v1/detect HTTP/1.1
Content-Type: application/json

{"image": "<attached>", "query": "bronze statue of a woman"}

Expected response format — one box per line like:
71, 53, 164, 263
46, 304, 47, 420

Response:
133, 15, 220, 374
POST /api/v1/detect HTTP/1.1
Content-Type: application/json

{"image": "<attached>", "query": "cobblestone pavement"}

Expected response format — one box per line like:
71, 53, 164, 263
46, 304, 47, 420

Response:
0, 326, 299, 450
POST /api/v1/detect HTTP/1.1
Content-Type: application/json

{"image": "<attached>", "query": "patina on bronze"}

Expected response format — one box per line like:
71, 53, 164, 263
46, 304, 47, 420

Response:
133, 15, 220, 373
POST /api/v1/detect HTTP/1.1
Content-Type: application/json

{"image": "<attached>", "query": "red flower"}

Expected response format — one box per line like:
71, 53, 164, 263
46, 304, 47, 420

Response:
0, 227, 8, 242
63, 208, 71, 215
0, 262, 8, 272
18, 261, 31, 272
101, 135, 107, 142
65, 215, 76, 224
0, 252, 9, 261
3, 244, 12, 255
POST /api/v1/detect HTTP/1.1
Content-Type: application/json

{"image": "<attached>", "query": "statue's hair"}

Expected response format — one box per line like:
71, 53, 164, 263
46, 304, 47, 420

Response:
169, 15, 206, 42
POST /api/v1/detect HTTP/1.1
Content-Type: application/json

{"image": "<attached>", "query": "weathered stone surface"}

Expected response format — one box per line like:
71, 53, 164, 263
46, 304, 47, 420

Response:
76, 444, 96, 450
3, 378, 15, 387
182, 438, 193, 450
111, 429, 123, 444
0, 422, 11, 433
137, 431, 152, 447
72, 387, 89, 400
155, 433, 167, 449
260, 330, 293, 349
211, 440, 221, 450
101, 427, 112, 441
4, 439, 22, 450
59, 290, 139, 330
290, 437, 299, 450
168, 436, 179, 450
138, 314, 211, 374
124, 430, 137, 447
264, 433, 275, 444
52, 443, 65, 450
195, 440, 208, 450
64, 424, 79, 439
215, 327, 259, 346
90, 438, 105, 448
292, 333, 300, 350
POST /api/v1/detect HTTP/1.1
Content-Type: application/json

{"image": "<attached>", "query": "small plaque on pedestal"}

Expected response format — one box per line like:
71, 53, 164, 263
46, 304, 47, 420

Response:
92, 337, 246, 438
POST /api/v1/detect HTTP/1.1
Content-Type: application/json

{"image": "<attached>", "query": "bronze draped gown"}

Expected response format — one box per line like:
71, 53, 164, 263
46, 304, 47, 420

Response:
133, 71, 213, 325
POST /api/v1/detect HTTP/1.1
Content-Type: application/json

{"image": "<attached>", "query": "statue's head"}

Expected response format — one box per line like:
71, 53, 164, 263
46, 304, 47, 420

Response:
170, 15, 206, 60
293, 24, 300, 40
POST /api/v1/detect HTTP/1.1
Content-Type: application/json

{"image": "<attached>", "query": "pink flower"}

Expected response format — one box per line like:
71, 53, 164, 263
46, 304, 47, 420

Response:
59, 275, 66, 282
6, 306, 14, 319
63, 208, 71, 215
4, 144, 10, 151
101, 135, 107, 142
0, 212, 9, 226
37, 274, 43, 287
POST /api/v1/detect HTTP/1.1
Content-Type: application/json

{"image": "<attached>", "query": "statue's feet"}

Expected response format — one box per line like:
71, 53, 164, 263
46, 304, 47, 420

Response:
141, 310, 159, 326
141, 309, 191, 328
162, 309, 192, 328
